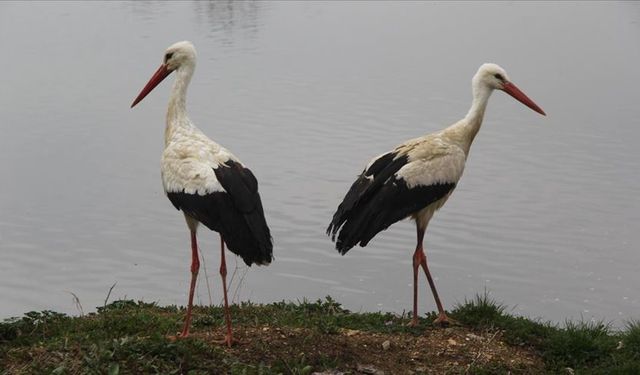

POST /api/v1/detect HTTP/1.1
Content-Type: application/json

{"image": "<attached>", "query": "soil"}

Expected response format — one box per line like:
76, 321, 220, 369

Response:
193, 324, 543, 374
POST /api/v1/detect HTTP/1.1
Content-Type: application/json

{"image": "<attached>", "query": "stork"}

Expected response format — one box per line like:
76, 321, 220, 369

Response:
327, 63, 545, 326
131, 41, 273, 346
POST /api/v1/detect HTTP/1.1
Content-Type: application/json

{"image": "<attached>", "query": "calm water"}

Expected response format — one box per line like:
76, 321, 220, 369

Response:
1, 1, 639, 326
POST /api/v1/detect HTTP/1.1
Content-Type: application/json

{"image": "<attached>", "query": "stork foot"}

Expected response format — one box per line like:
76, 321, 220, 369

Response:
177, 326, 192, 339
407, 315, 420, 327
433, 312, 457, 327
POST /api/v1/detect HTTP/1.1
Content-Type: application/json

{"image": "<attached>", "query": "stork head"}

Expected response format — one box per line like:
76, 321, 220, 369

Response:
131, 41, 197, 108
163, 41, 197, 72
474, 63, 546, 116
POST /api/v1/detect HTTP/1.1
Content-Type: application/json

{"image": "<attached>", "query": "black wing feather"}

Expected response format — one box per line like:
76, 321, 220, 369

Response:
335, 178, 455, 253
167, 160, 273, 266
327, 150, 455, 254
214, 161, 258, 213
326, 151, 407, 239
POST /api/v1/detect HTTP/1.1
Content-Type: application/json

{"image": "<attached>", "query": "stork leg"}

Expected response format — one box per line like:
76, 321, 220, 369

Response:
411, 234, 421, 326
411, 225, 452, 326
219, 235, 234, 347
179, 230, 200, 338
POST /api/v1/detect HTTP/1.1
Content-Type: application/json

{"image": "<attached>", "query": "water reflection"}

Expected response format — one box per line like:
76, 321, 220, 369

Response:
192, 1, 265, 46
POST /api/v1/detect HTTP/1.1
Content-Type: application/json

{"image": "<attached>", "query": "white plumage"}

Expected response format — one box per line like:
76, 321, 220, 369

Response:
132, 41, 272, 345
328, 63, 545, 326
161, 134, 237, 195
397, 139, 466, 189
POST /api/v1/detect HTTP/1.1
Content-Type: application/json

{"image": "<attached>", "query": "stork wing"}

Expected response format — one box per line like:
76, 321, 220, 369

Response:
327, 150, 408, 240
164, 158, 273, 266
328, 140, 465, 254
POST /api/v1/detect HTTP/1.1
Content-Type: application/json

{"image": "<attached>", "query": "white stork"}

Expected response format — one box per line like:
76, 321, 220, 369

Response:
131, 41, 273, 346
327, 63, 545, 326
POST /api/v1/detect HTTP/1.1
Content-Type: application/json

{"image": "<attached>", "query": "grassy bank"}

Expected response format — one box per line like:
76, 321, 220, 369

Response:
1, 295, 639, 374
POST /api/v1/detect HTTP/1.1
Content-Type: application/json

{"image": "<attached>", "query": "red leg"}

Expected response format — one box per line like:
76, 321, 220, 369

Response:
419, 253, 450, 325
179, 230, 200, 338
415, 225, 453, 326
219, 235, 234, 347
411, 242, 421, 326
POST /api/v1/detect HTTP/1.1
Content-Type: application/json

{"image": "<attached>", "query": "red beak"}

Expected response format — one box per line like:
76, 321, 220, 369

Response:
131, 64, 172, 108
502, 81, 546, 116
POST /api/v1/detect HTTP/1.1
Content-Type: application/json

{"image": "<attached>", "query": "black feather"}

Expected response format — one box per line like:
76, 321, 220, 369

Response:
327, 150, 455, 255
335, 178, 455, 253
167, 160, 273, 266
327, 151, 407, 239
214, 160, 258, 213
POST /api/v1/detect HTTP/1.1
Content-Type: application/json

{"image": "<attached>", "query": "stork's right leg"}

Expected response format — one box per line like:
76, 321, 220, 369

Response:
179, 230, 200, 338
412, 225, 454, 327
418, 249, 452, 326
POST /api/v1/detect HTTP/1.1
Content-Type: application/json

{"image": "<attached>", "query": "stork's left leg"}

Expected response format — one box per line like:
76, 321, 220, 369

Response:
218, 235, 234, 347
415, 225, 453, 326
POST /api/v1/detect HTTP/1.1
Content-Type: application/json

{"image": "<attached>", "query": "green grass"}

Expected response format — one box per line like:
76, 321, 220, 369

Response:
1, 295, 638, 374
227, 296, 427, 334
0, 302, 226, 374
0, 297, 415, 374
450, 292, 640, 373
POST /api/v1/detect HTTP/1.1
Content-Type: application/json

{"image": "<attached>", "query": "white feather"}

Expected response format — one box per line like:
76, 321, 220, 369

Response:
394, 135, 466, 189
161, 123, 242, 195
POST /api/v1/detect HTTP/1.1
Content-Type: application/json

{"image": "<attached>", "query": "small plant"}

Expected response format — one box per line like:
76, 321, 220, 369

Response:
451, 292, 506, 327
543, 320, 617, 369
623, 320, 640, 359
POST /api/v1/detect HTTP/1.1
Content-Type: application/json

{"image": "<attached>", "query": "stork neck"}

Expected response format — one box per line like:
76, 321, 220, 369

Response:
459, 83, 493, 151
165, 64, 195, 145
167, 65, 193, 120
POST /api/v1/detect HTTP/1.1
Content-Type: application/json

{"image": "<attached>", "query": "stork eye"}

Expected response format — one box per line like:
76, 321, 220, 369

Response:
494, 73, 504, 81
165, 52, 174, 61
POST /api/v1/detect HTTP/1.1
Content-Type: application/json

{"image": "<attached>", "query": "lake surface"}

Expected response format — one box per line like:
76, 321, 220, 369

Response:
1, 1, 638, 327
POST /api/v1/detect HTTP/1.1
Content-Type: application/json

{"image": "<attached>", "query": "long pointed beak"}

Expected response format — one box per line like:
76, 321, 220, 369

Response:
502, 81, 546, 116
131, 64, 172, 108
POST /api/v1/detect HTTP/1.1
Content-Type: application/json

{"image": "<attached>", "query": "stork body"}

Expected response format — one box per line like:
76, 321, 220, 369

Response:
327, 63, 545, 326
132, 41, 272, 345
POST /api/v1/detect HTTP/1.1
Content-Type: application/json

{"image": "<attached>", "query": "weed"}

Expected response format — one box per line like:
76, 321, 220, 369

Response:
623, 320, 640, 358
543, 320, 616, 368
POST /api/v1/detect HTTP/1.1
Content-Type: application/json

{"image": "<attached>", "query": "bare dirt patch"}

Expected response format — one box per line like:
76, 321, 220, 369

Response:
199, 324, 543, 374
